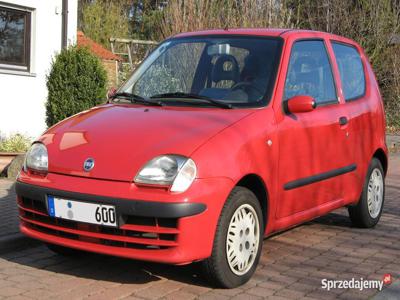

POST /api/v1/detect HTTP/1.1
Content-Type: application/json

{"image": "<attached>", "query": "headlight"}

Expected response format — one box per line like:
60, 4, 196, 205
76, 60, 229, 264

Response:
134, 155, 197, 192
24, 143, 48, 173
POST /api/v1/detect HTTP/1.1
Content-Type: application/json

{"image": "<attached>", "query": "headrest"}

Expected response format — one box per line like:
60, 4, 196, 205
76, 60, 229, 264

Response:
211, 54, 240, 83
293, 56, 317, 73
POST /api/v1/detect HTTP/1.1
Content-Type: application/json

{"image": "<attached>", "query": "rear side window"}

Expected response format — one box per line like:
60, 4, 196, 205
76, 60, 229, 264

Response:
332, 42, 365, 101
284, 40, 337, 105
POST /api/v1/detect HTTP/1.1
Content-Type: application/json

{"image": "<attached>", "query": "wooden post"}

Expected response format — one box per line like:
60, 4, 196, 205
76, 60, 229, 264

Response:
127, 43, 133, 69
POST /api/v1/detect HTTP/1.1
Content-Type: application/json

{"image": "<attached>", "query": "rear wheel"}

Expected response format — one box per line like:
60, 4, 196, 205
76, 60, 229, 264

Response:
201, 187, 264, 288
348, 158, 385, 228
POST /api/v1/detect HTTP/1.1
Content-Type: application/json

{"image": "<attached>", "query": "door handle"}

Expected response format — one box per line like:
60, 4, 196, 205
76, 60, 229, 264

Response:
339, 116, 348, 126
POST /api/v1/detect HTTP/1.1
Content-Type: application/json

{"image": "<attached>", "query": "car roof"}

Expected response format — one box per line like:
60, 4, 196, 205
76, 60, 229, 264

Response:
173, 28, 356, 45
174, 28, 289, 38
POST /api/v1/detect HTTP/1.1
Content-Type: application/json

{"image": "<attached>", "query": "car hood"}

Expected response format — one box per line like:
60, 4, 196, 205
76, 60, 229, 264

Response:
39, 104, 253, 181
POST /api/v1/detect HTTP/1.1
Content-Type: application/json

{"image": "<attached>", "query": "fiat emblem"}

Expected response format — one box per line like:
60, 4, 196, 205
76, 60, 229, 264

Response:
83, 158, 95, 171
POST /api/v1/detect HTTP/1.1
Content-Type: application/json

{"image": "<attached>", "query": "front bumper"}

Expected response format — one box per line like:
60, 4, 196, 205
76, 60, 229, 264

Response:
16, 181, 206, 219
16, 173, 233, 264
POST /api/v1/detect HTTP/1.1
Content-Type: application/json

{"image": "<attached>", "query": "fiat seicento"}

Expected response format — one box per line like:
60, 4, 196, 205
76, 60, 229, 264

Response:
16, 29, 388, 288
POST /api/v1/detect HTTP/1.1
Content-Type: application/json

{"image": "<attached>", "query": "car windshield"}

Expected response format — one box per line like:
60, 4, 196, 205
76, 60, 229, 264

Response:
119, 35, 282, 108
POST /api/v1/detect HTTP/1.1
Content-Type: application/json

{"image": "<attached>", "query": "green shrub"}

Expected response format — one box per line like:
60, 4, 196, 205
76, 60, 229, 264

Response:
45, 46, 107, 127
118, 63, 133, 86
0, 134, 31, 153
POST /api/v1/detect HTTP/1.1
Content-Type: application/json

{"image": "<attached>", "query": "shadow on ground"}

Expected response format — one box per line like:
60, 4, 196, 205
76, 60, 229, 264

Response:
1, 242, 211, 287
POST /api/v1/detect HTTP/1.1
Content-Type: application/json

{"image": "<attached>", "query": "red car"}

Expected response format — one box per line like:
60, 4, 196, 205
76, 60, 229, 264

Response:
16, 29, 388, 288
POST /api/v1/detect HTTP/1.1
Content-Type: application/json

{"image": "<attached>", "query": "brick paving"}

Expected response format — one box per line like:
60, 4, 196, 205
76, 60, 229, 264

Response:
0, 180, 18, 238
0, 154, 398, 299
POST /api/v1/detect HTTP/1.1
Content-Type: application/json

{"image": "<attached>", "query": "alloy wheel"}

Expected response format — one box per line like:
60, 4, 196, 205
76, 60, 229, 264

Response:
226, 204, 260, 276
367, 168, 384, 218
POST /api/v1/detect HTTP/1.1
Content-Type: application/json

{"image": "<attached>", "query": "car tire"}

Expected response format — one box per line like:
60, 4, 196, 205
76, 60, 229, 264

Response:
201, 186, 264, 288
46, 243, 85, 256
348, 158, 385, 228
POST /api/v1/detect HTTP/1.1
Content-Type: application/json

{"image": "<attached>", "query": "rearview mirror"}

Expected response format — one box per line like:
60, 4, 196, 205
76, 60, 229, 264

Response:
285, 95, 316, 114
207, 43, 231, 56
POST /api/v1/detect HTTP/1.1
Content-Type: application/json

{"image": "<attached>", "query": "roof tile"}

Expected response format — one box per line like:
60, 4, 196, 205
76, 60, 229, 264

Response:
77, 31, 122, 61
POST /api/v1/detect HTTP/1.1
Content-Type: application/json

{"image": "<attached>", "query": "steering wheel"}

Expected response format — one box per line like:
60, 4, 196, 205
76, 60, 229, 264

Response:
231, 81, 264, 96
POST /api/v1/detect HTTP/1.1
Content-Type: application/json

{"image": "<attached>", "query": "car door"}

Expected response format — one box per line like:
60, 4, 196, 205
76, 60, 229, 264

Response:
330, 41, 371, 201
275, 39, 357, 219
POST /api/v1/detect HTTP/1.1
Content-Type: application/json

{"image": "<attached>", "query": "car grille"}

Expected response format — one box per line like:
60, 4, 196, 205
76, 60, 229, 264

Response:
18, 196, 179, 250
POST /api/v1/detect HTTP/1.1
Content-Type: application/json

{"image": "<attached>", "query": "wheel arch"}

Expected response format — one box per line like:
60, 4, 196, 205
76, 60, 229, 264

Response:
236, 174, 269, 228
373, 148, 388, 176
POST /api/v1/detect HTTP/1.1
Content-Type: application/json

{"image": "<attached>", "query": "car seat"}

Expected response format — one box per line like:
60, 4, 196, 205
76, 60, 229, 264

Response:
200, 54, 240, 99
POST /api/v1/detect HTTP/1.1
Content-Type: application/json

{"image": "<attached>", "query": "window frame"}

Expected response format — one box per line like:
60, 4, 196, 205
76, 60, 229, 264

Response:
330, 40, 367, 102
0, 4, 32, 72
283, 38, 339, 109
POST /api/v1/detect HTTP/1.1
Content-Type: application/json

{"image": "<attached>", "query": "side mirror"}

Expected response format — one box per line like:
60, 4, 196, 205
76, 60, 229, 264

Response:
285, 95, 316, 114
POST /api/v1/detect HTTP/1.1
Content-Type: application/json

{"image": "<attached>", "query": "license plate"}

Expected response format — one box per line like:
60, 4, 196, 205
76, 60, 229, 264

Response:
47, 195, 117, 227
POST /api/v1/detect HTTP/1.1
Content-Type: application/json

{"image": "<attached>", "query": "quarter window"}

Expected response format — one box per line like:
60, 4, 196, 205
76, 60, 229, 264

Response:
332, 42, 365, 101
0, 6, 31, 71
284, 40, 337, 105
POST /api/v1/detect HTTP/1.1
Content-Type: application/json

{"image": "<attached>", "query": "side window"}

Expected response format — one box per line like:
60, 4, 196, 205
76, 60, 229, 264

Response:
332, 42, 365, 101
284, 40, 337, 105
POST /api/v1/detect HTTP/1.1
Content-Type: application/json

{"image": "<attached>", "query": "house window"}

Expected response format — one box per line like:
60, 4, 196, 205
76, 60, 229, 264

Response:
0, 6, 31, 71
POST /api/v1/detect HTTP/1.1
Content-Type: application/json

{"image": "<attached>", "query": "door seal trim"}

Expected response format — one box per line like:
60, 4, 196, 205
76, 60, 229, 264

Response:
284, 164, 357, 190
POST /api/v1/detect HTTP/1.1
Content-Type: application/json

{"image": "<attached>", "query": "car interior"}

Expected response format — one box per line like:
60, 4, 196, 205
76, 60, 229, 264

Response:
198, 45, 275, 103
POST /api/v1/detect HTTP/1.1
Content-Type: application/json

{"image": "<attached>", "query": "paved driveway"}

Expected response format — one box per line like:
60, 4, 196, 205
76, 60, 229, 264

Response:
0, 154, 399, 299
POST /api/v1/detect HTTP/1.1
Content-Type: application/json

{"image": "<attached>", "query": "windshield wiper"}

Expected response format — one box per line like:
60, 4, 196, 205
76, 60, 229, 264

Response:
111, 92, 164, 106
150, 92, 232, 109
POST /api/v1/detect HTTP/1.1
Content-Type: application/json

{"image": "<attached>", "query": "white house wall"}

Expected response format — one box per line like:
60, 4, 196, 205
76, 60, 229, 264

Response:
0, 0, 77, 139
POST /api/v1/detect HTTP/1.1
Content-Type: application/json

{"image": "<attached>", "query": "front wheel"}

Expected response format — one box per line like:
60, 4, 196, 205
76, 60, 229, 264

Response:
201, 187, 264, 288
348, 158, 385, 228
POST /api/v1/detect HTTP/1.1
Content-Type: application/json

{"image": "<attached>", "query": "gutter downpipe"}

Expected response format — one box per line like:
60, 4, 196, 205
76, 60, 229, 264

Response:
61, 0, 68, 49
